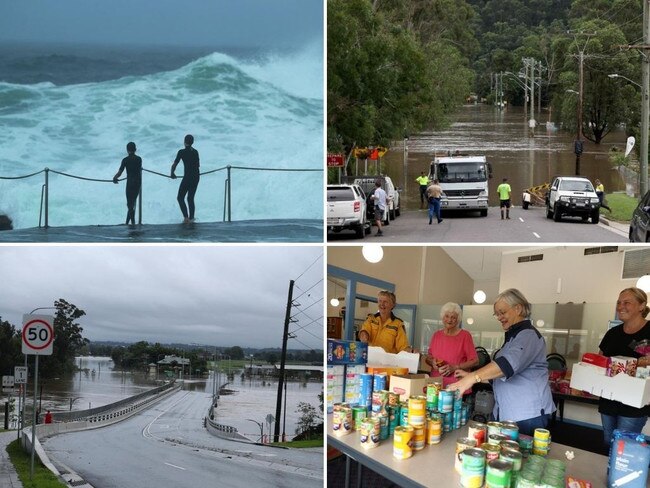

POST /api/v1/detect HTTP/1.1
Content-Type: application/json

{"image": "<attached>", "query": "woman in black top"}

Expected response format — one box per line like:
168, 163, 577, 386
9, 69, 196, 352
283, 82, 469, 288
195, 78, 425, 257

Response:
170, 134, 200, 223
113, 141, 142, 225
598, 287, 650, 446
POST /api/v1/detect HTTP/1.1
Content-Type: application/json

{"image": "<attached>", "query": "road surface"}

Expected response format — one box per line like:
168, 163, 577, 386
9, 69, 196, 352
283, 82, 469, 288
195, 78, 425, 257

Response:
328, 206, 629, 242
43, 390, 322, 488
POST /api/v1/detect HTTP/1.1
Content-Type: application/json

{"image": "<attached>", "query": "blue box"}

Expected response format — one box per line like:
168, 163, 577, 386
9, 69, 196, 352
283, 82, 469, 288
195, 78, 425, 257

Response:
327, 339, 368, 365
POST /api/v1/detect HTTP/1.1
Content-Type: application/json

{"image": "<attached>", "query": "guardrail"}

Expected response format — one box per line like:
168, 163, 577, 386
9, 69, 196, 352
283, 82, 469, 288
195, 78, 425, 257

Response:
47, 381, 176, 423
0, 164, 322, 227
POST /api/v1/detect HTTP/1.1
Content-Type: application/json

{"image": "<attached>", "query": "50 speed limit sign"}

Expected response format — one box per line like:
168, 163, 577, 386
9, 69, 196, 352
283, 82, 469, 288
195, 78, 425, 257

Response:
22, 314, 54, 356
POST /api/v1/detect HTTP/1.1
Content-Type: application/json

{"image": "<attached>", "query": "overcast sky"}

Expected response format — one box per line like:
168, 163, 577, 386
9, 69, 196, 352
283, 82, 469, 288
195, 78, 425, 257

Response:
0, 0, 323, 49
0, 245, 323, 350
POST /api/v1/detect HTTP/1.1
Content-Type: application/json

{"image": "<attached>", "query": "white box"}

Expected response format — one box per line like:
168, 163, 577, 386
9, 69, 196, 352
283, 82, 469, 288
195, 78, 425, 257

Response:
367, 346, 420, 373
570, 362, 650, 408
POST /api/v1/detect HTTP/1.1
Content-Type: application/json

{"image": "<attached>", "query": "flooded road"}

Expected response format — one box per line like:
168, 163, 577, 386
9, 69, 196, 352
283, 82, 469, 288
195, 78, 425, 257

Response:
29, 356, 320, 439
379, 105, 627, 210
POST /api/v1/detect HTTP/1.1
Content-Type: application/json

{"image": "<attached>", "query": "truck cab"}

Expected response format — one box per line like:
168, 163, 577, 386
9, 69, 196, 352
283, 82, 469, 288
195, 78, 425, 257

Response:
429, 154, 492, 217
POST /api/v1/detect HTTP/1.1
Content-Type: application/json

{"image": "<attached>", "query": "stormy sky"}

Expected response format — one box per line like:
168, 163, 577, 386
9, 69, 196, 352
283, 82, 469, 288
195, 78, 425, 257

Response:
0, 0, 323, 49
0, 245, 323, 350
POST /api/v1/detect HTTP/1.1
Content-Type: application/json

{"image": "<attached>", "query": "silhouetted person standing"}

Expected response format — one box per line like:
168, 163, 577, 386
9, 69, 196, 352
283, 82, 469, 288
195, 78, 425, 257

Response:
113, 141, 142, 225
171, 134, 200, 223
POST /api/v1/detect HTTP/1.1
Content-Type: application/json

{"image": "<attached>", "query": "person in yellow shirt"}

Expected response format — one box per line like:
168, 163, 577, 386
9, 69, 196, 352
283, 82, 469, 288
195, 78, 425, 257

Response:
358, 291, 410, 354
416, 172, 430, 208
496, 177, 512, 220
594, 179, 611, 211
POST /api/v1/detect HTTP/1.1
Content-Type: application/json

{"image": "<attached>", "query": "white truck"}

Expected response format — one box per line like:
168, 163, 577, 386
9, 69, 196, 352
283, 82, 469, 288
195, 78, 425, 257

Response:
327, 184, 371, 238
429, 154, 492, 217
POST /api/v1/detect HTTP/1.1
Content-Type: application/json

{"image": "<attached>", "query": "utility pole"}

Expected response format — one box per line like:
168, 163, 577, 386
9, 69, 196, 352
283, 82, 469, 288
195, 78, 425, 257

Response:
529, 59, 535, 124
273, 280, 294, 443
568, 30, 597, 175
538, 60, 543, 116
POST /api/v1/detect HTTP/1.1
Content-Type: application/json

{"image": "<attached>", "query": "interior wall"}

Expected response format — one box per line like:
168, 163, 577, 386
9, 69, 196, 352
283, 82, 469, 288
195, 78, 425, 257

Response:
327, 246, 473, 307
499, 247, 638, 303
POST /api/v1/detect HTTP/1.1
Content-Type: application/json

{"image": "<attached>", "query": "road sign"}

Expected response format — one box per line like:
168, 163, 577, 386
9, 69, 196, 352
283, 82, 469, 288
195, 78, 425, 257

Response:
2, 376, 14, 388
327, 153, 345, 167
14, 367, 27, 384
22, 314, 54, 356
266, 414, 275, 425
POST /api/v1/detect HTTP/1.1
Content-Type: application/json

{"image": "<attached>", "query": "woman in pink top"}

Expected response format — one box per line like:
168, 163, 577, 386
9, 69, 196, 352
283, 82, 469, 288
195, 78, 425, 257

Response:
426, 302, 479, 391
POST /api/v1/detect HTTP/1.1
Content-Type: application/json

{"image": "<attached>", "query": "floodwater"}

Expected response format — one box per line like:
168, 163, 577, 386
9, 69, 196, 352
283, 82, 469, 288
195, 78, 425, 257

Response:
379, 104, 628, 209
20, 356, 321, 439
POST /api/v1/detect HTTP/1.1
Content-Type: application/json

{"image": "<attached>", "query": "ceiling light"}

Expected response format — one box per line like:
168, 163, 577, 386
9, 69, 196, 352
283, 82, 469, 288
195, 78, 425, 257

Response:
466, 318, 474, 325
637, 275, 650, 293
330, 298, 340, 307
362, 244, 383, 263
473, 290, 486, 304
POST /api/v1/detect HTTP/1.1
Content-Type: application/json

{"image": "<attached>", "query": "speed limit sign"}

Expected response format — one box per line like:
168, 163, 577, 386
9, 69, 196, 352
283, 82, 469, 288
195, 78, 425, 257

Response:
22, 314, 54, 356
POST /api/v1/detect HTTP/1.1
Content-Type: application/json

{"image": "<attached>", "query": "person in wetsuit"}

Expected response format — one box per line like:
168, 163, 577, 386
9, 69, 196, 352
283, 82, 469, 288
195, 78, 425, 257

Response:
170, 134, 200, 223
113, 141, 142, 225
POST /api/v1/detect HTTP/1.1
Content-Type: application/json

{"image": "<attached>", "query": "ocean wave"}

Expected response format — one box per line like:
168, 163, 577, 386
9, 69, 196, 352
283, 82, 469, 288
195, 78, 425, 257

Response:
0, 48, 323, 229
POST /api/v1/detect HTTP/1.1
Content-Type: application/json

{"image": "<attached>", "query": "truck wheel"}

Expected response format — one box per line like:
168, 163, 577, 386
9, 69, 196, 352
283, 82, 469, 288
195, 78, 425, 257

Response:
546, 205, 553, 219
553, 206, 562, 222
365, 223, 371, 235
480, 209, 487, 217
591, 211, 600, 224
355, 224, 365, 238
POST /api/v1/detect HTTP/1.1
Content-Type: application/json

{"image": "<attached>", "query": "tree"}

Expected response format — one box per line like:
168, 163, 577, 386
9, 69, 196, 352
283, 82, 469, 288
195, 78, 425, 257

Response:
40, 299, 88, 378
294, 402, 322, 437
224, 346, 244, 360
0, 318, 22, 376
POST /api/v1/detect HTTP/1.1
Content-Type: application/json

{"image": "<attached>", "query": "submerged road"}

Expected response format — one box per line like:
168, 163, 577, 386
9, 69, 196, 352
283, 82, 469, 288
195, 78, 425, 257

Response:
43, 390, 322, 488
0, 219, 323, 243
328, 206, 629, 243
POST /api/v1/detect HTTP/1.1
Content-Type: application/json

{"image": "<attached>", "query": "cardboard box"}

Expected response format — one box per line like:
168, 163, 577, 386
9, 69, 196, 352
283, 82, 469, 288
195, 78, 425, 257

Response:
367, 346, 420, 373
327, 339, 368, 365
388, 374, 442, 402
570, 362, 650, 408
366, 366, 409, 377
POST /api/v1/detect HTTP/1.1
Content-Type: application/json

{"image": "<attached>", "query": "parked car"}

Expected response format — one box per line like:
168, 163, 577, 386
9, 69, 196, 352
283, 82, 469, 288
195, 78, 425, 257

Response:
629, 190, 650, 242
327, 184, 371, 238
546, 176, 600, 224
343, 175, 400, 222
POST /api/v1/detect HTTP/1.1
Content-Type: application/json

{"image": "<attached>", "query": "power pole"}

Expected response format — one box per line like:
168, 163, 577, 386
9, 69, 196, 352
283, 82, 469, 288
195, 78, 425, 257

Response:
273, 280, 294, 443
538, 60, 543, 116
568, 30, 597, 175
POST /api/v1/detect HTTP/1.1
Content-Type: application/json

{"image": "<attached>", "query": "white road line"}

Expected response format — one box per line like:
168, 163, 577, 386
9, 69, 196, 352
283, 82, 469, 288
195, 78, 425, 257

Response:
164, 462, 186, 471
519, 217, 524, 222
533, 232, 541, 239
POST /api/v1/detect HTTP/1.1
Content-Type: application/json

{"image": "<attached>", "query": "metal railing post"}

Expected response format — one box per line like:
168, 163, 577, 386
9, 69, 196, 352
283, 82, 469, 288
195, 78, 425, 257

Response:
44, 168, 49, 228
227, 165, 232, 222
138, 177, 143, 225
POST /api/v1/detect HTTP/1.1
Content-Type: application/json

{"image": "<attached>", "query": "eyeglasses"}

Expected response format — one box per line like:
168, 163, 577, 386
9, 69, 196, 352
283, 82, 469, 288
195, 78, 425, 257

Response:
493, 307, 513, 318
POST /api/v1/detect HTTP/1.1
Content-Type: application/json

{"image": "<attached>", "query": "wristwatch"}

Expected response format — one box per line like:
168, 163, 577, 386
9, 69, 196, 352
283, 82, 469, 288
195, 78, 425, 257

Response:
474, 374, 482, 383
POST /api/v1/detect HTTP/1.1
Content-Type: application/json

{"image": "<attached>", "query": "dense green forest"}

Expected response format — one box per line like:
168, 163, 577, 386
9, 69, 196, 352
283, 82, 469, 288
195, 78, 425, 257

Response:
328, 0, 644, 159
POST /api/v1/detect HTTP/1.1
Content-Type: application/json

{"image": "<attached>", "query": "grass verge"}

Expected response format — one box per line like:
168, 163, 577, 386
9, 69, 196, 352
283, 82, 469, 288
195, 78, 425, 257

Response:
269, 438, 323, 448
6, 439, 67, 488
601, 192, 638, 222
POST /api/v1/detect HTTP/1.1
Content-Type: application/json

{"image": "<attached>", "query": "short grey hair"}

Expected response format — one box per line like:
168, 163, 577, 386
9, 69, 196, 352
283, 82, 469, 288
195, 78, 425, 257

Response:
495, 288, 531, 318
440, 302, 462, 321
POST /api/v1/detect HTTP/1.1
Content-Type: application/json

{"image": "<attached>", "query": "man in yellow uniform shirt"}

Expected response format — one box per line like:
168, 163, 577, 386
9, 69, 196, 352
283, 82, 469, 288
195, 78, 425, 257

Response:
416, 172, 430, 209
358, 291, 410, 354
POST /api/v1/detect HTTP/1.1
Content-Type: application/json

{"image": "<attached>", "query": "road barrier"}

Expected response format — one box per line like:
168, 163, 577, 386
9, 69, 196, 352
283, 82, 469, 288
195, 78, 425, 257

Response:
0, 164, 322, 227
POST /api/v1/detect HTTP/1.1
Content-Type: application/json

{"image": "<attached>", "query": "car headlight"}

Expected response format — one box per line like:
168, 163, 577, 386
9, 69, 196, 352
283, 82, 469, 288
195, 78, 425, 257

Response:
590, 198, 599, 204
478, 190, 487, 197
559, 196, 570, 202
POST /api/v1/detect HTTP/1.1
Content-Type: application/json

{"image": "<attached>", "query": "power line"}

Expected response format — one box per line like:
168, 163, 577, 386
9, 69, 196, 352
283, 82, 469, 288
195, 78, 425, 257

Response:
293, 253, 323, 283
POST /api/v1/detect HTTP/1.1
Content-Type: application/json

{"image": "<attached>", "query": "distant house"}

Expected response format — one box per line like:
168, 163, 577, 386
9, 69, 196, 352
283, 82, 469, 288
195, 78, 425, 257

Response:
157, 355, 191, 378
246, 364, 323, 381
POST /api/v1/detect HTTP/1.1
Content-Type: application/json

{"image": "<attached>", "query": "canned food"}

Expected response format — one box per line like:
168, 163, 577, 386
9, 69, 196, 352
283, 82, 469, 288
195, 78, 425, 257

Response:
460, 447, 486, 488
500, 422, 519, 441
332, 405, 352, 436
352, 406, 367, 430
455, 437, 478, 473
393, 425, 414, 445
482, 442, 501, 462
488, 433, 509, 445
467, 421, 487, 446
427, 415, 442, 445
438, 389, 455, 413
499, 448, 522, 472
408, 395, 426, 426
358, 418, 380, 449
487, 421, 502, 437
373, 373, 387, 391
500, 440, 520, 452
485, 459, 513, 488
